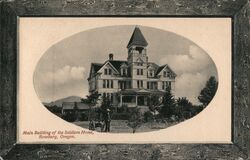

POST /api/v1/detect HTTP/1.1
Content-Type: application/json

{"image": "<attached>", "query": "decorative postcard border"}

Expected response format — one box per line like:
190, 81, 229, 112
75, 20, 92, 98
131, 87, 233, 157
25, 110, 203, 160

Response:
0, 0, 249, 159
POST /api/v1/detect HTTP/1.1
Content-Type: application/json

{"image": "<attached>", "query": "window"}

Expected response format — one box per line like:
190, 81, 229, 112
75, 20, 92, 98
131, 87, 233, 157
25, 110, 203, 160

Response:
121, 68, 127, 76
119, 81, 129, 89
168, 82, 171, 90
148, 82, 157, 89
137, 80, 143, 88
103, 80, 113, 88
119, 81, 122, 89
103, 80, 106, 88
137, 69, 143, 75
128, 81, 131, 89
154, 82, 158, 89
148, 70, 154, 77
104, 68, 112, 75
111, 80, 113, 88
163, 71, 167, 77
162, 81, 171, 90
107, 80, 110, 88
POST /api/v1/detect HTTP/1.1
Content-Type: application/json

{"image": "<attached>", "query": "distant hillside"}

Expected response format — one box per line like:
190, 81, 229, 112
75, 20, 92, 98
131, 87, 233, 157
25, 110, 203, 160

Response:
43, 96, 82, 107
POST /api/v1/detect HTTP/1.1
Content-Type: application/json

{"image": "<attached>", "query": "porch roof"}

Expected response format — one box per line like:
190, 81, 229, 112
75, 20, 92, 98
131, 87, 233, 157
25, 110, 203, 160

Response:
117, 89, 165, 95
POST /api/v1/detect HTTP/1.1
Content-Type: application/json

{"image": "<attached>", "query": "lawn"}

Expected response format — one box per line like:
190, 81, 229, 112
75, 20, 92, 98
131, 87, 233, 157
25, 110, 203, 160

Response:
73, 120, 178, 133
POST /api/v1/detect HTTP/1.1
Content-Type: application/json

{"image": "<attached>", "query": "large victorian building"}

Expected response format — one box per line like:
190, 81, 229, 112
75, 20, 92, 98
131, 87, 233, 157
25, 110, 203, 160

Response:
88, 27, 176, 109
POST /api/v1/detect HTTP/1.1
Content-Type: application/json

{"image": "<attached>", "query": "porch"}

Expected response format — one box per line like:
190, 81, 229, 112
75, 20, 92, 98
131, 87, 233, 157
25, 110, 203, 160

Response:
117, 89, 164, 108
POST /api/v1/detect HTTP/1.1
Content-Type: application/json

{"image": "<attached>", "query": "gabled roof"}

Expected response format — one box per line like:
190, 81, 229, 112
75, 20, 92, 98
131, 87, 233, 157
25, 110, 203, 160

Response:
148, 62, 159, 70
75, 102, 90, 110
109, 60, 128, 71
62, 102, 75, 110
155, 64, 177, 77
127, 26, 148, 48
88, 63, 102, 80
155, 65, 166, 75
89, 60, 129, 77
92, 63, 102, 73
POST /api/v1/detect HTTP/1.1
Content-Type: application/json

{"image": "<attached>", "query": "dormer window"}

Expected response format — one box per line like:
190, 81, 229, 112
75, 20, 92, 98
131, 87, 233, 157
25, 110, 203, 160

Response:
121, 68, 127, 76
120, 63, 128, 76
104, 68, 112, 75
148, 69, 154, 77
149, 70, 154, 77
163, 71, 167, 77
167, 71, 170, 77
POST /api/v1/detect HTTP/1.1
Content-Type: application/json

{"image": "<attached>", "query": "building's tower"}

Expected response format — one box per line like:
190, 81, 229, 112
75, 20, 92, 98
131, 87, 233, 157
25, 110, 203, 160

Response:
127, 26, 148, 89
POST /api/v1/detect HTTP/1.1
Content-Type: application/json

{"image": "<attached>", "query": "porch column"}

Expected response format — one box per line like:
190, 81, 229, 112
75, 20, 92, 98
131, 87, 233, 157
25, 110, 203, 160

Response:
135, 95, 138, 106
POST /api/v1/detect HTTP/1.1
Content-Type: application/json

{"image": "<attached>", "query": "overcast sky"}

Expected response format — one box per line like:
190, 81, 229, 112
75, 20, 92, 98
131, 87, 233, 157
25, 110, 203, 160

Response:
34, 25, 218, 105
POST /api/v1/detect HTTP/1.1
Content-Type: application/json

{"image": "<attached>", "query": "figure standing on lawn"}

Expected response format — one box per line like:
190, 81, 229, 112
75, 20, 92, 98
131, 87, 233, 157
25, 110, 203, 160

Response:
103, 108, 111, 132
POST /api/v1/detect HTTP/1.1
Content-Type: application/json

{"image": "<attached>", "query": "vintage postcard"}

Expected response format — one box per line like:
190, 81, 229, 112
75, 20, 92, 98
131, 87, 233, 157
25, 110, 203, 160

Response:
18, 18, 231, 143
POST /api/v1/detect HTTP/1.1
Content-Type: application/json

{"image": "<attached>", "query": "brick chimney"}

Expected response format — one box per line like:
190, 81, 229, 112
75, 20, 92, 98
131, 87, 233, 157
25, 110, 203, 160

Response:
109, 53, 114, 60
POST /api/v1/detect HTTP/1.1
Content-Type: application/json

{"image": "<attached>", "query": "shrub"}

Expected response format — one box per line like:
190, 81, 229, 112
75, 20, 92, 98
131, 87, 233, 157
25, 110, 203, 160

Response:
61, 112, 77, 122
78, 112, 88, 121
127, 108, 144, 133
144, 111, 154, 122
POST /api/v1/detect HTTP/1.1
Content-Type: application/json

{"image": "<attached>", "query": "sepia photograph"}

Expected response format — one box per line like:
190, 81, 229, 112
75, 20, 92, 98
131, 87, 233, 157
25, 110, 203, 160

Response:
18, 18, 231, 143
34, 25, 218, 133
1, 1, 249, 159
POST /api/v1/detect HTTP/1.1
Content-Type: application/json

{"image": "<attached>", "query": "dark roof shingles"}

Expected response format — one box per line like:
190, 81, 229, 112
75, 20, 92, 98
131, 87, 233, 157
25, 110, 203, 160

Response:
127, 27, 148, 48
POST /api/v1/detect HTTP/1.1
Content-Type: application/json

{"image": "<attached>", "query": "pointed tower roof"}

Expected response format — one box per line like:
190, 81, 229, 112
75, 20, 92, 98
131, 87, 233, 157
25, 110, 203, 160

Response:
127, 26, 148, 48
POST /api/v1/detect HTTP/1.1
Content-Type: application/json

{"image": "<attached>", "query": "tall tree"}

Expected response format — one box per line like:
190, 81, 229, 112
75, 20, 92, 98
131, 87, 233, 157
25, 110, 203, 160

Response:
100, 94, 111, 111
176, 97, 193, 119
160, 87, 176, 118
81, 91, 101, 106
198, 76, 218, 106
81, 92, 101, 121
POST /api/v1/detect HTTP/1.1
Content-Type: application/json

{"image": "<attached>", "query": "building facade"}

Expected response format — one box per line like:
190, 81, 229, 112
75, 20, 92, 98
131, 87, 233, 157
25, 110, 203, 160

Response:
87, 27, 176, 109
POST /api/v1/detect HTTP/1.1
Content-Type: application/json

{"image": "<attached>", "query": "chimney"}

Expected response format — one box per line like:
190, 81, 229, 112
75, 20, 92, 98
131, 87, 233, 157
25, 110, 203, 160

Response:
109, 53, 114, 60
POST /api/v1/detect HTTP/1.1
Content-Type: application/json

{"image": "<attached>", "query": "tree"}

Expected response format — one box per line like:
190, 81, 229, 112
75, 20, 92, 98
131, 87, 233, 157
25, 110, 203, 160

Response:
81, 91, 101, 106
127, 107, 143, 133
148, 94, 161, 112
81, 91, 101, 121
160, 87, 176, 118
198, 76, 218, 107
100, 94, 112, 112
176, 97, 193, 119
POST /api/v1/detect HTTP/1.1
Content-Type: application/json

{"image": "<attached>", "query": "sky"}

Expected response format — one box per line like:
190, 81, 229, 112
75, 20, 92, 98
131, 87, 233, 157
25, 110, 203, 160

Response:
33, 25, 218, 105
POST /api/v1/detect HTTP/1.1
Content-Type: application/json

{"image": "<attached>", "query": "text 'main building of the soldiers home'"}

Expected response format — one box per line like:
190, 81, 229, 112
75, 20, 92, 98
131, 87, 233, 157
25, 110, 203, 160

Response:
88, 26, 176, 111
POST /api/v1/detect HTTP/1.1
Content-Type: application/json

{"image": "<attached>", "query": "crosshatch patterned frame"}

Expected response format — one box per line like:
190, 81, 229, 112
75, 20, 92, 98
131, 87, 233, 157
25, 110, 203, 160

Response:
0, 0, 249, 159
